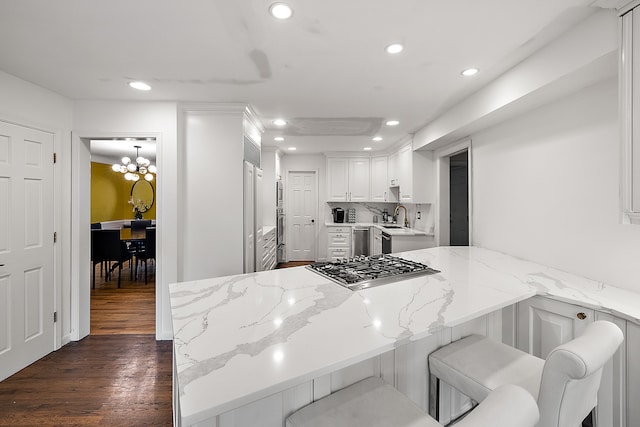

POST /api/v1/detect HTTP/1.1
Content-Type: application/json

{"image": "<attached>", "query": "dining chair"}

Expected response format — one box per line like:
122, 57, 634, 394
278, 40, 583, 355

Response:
91, 229, 106, 289
135, 227, 155, 284
428, 320, 624, 427
99, 229, 133, 288
285, 377, 539, 427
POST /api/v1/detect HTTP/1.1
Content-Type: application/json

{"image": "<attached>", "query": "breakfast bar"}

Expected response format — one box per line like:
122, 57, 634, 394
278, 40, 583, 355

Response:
169, 247, 640, 426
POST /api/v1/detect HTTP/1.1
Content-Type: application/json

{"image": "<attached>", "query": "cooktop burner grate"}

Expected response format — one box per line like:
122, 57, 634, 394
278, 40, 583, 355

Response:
306, 254, 440, 291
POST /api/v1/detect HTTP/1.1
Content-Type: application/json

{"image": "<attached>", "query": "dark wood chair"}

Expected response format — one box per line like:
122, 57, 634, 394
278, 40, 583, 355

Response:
91, 229, 106, 289
99, 230, 133, 288
135, 227, 156, 284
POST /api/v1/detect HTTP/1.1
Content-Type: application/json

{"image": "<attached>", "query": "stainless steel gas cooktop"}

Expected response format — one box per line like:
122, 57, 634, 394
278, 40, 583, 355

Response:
306, 254, 440, 291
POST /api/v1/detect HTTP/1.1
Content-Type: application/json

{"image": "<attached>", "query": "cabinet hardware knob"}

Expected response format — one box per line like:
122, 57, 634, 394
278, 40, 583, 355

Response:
577, 312, 587, 320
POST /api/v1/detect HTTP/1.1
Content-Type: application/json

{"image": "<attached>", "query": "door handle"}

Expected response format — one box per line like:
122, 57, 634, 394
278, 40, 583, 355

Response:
0, 264, 4, 267
311, 219, 315, 223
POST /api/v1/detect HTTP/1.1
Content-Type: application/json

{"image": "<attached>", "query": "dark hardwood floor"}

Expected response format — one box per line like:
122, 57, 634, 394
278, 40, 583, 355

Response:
0, 260, 307, 426
0, 260, 171, 426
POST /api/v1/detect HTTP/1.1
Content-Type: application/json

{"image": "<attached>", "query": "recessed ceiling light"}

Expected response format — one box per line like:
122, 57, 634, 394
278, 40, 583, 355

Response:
385, 120, 399, 126
128, 81, 151, 91
461, 68, 479, 76
288, 147, 296, 151
363, 147, 372, 151
372, 136, 383, 142
269, 3, 293, 19
272, 119, 288, 126
274, 137, 284, 141
385, 43, 404, 54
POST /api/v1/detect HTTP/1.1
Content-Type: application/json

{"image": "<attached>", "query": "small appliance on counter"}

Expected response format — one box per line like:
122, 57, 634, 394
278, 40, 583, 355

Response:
382, 208, 389, 223
332, 207, 345, 223
347, 208, 356, 223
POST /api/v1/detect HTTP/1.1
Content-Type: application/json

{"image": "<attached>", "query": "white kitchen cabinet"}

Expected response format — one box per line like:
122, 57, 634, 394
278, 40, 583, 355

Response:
326, 157, 370, 202
516, 296, 594, 358
327, 226, 351, 261
516, 296, 628, 427
594, 312, 627, 427
348, 158, 370, 201
387, 141, 434, 203
388, 151, 398, 187
370, 156, 391, 202
262, 228, 277, 271
621, 7, 640, 224
627, 322, 640, 426
397, 144, 412, 202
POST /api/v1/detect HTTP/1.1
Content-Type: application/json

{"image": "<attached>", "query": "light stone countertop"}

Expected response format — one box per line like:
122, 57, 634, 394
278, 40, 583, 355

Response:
325, 221, 432, 236
169, 246, 640, 425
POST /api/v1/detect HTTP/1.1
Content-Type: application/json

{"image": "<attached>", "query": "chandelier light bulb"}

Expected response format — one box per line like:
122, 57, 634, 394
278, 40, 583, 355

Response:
113, 145, 157, 182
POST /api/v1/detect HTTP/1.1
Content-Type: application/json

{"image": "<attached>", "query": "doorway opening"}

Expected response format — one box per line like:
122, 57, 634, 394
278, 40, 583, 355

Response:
436, 140, 472, 247
89, 138, 158, 335
449, 151, 469, 246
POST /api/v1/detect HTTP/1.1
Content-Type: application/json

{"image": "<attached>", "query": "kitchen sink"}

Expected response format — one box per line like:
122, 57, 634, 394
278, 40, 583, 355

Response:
382, 225, 403, 229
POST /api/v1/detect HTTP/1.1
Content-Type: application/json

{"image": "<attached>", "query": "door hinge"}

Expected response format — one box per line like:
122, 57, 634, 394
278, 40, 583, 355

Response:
53, 152, 57, 163
53, 232, 57, 243
53, 312, 57, 323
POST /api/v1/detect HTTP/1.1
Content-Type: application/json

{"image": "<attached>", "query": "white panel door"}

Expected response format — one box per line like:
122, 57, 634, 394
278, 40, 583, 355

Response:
0, 121, 54, 382
348, 158, 370, 202
288, 171, 316, 261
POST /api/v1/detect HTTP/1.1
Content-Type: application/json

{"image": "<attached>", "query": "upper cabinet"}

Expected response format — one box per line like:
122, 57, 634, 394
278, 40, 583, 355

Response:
394, 142, 435, 204
388, 151, 399, 187
371, 156, 392, 202
327, 157, 370, 202
621, 6, 640, 224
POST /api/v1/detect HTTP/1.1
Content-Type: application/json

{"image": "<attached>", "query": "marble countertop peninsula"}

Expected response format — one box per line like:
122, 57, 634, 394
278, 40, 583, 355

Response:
169, 246, 640, 425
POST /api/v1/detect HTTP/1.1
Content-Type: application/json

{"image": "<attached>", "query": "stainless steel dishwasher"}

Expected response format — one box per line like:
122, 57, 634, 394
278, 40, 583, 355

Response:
352, 227, 370, 256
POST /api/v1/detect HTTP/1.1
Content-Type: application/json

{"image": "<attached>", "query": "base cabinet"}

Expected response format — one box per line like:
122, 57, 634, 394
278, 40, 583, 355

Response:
326, 226, 351, 261
516, 296, 631, 427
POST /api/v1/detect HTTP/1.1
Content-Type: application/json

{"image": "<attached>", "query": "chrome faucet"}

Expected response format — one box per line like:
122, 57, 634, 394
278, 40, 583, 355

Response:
394, 205, 409, 228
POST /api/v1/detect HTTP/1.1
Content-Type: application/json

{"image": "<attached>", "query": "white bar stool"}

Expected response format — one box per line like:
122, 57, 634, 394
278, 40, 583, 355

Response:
285, 376, 539, 427
428, 320, 623, 427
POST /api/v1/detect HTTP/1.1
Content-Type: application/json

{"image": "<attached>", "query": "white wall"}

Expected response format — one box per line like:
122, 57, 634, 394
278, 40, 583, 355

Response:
472, 78, 640, 293
0, 70, 73, 345
73, 100, 178, 340
179, 107, 245, 281
262, 148, 280, 227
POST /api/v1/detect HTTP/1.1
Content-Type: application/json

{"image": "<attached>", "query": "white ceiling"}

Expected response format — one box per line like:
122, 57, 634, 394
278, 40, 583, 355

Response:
0, 0, 599, 154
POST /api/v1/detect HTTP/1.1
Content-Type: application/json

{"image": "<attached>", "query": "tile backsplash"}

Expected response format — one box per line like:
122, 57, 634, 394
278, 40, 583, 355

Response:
327, 202, 434, 233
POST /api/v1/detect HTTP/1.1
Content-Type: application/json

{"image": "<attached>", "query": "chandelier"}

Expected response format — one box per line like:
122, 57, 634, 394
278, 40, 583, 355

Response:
111, 145, 156, 181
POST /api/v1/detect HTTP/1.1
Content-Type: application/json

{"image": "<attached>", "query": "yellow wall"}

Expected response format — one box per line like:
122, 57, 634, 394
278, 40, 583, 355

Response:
91, 162, 156, 223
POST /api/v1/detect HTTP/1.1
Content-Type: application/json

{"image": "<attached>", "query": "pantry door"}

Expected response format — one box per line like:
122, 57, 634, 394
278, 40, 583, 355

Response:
287, 171, 317, 261
0, 120, 55, 381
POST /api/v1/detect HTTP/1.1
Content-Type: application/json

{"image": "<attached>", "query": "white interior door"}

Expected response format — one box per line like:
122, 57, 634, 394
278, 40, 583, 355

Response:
288, 171, 317, 261
0, 121, 54, 381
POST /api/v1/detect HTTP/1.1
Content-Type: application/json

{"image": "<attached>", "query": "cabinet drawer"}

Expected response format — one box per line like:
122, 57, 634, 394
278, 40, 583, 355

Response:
328, 232, 351, 246
328, 247, 350, 260
327, 227, 351, 234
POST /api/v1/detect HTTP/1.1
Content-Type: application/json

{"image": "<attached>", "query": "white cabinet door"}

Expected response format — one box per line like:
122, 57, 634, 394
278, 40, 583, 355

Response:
388, 152, 398, 187
627, 321, 640, 426
370, 156, 388, 202
327, 158, 348, 201
516, 296, 593, 358
348, 158, 370, 201
398, 144, 413, 202
594, 312, 627, 427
